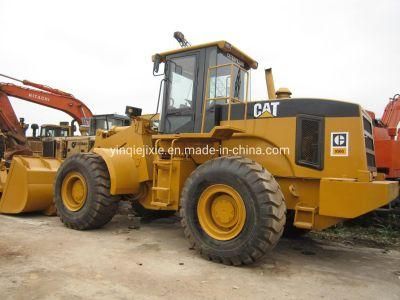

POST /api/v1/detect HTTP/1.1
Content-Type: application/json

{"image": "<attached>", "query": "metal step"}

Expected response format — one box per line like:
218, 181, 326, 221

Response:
150, 201, 169, 207
152, 187, 170, 192
294, 205, 316, 230
153, 160, 172, 165
294, 221, 313, 229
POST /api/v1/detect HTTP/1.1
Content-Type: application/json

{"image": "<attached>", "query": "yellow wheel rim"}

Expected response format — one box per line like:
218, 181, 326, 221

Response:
197, 184, 246, 241
61, 172, 88, 211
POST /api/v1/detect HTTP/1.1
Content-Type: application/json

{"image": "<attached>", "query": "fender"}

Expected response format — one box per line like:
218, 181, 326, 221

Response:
93, 148, 142, 195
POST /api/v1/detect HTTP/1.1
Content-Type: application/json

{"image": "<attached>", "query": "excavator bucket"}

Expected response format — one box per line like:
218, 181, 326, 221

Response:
0, 156, 61, 215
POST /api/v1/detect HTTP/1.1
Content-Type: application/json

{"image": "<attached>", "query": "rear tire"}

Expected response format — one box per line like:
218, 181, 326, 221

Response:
54, 153, 120, 230
180, 156, 286, 265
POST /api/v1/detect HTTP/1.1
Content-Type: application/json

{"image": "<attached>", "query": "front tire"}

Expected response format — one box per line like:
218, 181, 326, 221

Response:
180, 156, 286, 265
54, 153, 120, 230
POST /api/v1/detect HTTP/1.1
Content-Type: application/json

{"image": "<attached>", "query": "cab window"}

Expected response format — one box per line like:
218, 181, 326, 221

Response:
208, 52, 247, 102
60, 128, 69, 137
163, 54, 198, 133
167, 56, 195, 111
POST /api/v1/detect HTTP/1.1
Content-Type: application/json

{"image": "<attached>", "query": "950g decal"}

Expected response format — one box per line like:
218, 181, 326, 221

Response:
331, 132, 349, 156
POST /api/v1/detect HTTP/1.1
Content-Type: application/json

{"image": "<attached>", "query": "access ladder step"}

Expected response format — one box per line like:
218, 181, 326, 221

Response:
294, 205, 316, 230
152, 187, 170, 192
153, 160, 172, 166
150, 201, 170, 207
294, 221, 313, 229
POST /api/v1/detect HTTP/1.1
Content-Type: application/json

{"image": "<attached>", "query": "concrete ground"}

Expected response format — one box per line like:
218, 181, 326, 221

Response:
0, 214, 399, 300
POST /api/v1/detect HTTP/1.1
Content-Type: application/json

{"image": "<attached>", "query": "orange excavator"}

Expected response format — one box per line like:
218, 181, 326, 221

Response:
368, 94, 400, 211
369, 94, 400, 180
0, 74, 93, 159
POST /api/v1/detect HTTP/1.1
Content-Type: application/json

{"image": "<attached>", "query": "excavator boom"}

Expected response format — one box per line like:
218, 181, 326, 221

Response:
0, 82, 93, 125
0, 73, 74, 97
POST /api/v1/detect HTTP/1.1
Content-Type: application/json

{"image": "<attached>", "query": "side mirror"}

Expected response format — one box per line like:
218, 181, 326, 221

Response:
153, 54, 162, 75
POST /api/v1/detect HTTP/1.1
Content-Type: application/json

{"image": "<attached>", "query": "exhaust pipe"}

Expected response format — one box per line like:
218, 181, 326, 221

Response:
265, 68, 292, 100
265, 68, 276, 100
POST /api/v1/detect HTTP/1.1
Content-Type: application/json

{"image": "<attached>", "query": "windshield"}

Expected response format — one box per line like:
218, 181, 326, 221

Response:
60, 128, 69, 137
41, 127, 62, 137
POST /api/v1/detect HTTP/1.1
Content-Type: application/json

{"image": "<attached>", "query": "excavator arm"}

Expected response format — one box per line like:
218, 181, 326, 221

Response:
0, 79, 93, 125
0, 91, 26, 142
0, 91, 32, 159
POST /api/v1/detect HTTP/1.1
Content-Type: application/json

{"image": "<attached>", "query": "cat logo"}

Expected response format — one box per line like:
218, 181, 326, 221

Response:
331, 132, 349, 156
253, 102, 280, 118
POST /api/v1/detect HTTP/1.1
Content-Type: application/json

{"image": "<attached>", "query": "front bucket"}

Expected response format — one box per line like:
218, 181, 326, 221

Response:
0, 156, 61, 215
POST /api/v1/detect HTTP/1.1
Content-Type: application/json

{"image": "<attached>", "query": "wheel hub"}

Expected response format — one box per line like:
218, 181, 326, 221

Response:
197, 184, 246, 241
61, 172, 87, 211
211, 195, 237, 227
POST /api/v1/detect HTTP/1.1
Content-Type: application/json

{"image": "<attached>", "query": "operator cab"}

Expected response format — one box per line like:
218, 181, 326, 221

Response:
88, 114, 131, 136
40, 124, 69, 138
153, 41, 258, 134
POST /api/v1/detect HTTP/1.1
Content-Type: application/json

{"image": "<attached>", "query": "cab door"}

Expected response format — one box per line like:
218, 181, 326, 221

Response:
160, 51, 203, 133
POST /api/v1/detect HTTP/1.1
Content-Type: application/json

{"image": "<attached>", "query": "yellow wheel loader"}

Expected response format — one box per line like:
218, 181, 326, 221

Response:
1, 38, 398, 265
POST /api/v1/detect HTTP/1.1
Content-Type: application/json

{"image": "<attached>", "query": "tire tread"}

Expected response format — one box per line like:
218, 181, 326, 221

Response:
180, 156, 286, 265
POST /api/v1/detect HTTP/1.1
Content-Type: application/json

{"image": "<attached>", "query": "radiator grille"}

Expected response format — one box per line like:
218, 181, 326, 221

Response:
363, 115, 376, 171
42, 140, 56, 158
364, 136, 374, 151
300, 120, 319, 164
366, 153, 376, 168
363, 116, 373, 135
296, 116, 324, 170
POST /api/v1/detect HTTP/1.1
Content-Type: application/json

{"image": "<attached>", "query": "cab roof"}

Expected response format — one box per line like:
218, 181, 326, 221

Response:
153, 41, 258, 70
92, 113, 129, 119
